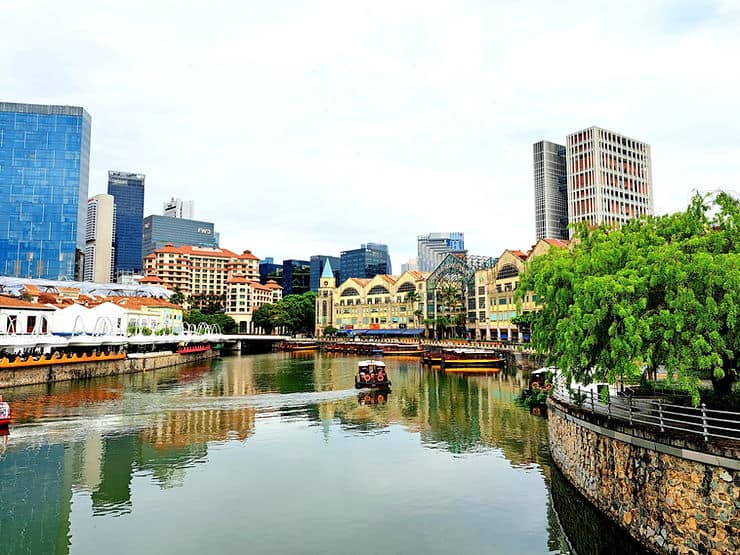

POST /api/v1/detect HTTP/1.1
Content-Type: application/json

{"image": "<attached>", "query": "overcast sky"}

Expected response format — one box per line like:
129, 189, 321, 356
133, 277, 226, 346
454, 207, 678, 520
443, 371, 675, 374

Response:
3, 0, 739, 271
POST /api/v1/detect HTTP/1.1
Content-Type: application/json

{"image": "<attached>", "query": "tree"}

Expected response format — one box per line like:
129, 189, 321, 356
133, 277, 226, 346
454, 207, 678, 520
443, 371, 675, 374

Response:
518, 192, 740, 402
405, 290, 420, 327
169, 287, 185, 306
252, 292, 317, 336
253, 304, 275, 333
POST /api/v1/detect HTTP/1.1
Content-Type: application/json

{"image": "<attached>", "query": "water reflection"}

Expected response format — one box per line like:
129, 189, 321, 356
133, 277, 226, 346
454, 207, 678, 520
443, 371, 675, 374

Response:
0, 352, 638, 554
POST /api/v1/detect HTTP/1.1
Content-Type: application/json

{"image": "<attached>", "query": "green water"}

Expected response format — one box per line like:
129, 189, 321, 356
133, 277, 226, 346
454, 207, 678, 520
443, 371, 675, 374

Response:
0, 353, 643, 554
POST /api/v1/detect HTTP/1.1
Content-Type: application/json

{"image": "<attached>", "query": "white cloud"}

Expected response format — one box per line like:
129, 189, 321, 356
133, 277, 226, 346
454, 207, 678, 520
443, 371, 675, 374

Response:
2, 0, 738, 271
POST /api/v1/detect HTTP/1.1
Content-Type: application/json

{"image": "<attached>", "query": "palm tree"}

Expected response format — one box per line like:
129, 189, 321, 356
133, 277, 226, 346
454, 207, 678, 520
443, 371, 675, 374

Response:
405, 290, 420, 328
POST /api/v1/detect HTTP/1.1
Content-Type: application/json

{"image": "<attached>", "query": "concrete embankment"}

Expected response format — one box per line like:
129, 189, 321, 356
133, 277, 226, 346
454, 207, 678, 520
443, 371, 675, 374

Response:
548, 396, 739, 554
0, 350, 219, 389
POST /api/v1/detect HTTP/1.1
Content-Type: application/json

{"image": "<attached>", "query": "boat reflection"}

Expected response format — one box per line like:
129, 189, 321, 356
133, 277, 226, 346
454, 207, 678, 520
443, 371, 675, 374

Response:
357, 389, 390, 405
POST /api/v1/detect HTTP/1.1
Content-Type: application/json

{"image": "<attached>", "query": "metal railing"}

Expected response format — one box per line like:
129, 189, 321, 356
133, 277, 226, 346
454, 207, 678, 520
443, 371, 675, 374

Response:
551, 384, 740, 442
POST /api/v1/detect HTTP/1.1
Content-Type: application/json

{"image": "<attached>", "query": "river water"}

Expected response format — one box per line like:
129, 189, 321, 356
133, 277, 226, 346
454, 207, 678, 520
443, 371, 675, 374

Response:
0, 353, 644, 555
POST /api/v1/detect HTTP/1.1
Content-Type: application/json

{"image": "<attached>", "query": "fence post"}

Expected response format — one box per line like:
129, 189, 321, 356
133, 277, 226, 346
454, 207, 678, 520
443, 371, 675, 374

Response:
658, 398, 664, 432
607, 398, 611, 419
701, 403, 708, 442
578, 386, 581, 407
629, 396, 633, 426
590, 389, 595, 413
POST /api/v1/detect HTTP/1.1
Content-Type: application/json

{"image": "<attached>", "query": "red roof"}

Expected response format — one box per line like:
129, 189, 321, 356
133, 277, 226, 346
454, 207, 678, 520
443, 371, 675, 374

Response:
0, 295, 55, 310
543, 238, 569, 248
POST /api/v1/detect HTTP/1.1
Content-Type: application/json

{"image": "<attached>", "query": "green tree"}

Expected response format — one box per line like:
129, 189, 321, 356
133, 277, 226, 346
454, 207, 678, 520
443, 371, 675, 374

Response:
253, 304, 276, 333
518, 192, 740, 402
169, 287, 185, 306
185, 309, 236, 334
252, 292, 316, 336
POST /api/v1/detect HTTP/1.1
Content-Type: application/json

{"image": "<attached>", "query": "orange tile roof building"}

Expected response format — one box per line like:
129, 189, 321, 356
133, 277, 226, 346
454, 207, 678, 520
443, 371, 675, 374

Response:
225, 276, 283, 333
143, 244, 260, 309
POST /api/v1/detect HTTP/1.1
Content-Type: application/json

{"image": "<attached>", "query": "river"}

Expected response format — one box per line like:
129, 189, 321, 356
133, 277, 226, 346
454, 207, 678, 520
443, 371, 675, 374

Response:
0, 353, 644, 554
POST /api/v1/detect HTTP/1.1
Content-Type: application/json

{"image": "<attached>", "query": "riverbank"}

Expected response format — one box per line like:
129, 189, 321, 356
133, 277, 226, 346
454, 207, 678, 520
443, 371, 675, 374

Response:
0, 349, 219, 389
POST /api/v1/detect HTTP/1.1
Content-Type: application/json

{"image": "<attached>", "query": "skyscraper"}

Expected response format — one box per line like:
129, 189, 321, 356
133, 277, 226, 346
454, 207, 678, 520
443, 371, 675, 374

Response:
0, 102, 91, 279
533, 141, 568, 240
142, 215, 218, 257
84, 194, 116, 283
282, 259, 311, 296
340, 243, 392, 279
107, 171, 145, 278
309, 254, 340, 292
416, 233, 464, 272
163, 197, 194, 219
566, 126, 653, 236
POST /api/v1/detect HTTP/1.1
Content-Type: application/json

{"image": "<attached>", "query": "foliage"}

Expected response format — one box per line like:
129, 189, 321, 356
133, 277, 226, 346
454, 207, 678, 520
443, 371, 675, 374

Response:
323, 325, 338, 336
518, 192, 740, 404
519, 382, 553, 409
186, 309, 237, 334
191, 293, 226, 314
169, 287, 185, 306
252, 292, 316, 335
511, 311, 535, 330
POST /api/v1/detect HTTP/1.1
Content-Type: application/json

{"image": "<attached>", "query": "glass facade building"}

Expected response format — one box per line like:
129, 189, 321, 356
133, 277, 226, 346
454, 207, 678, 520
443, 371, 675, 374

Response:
417, 232, 465, 272
0, 102, 91, 279
107, 171, 145, 277
533, 140, 568, 241
282, 259, 311, 296
142, 215, 218, 257
309, 255, 340, 292
339, 243, 392, 280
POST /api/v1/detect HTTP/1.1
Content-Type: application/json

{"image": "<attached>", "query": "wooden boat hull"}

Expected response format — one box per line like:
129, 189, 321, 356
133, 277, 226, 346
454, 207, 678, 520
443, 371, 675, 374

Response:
443, 366, 502, 373
382, 349, 423, 356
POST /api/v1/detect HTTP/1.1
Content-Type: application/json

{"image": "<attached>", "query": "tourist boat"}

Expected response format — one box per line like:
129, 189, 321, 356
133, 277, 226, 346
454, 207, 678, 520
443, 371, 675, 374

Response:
0, 396, 10, 427
276, 341, 318, 352
0, 350, 126, 369
355, 360, 391, 389
441, 349, 505, 372
421, 346, 444, 366
176, 344, 211, 355
381, 343, 423, 356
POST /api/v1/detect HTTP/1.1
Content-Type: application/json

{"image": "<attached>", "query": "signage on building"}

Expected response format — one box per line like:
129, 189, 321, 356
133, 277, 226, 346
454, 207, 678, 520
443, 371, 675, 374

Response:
197, 228, 212, 234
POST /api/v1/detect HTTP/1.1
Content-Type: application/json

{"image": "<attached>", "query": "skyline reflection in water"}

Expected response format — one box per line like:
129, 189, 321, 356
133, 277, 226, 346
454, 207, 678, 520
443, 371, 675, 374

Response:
0, 352, 643, 555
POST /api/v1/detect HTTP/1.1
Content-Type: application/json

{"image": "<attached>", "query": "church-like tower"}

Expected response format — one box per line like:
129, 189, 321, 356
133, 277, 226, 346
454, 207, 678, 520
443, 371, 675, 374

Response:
315, 258, 336, 336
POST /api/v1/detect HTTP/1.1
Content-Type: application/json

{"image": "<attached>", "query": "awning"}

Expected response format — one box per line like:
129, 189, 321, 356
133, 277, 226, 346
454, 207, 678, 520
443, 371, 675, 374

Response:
339, 328, 425, 336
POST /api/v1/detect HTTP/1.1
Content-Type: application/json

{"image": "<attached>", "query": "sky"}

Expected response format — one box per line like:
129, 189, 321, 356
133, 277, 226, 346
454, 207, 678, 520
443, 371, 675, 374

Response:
2, 0, 739, 271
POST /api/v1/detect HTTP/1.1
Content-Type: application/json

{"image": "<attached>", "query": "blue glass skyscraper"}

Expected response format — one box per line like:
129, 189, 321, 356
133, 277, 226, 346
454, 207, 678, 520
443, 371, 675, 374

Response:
340, 243, 392, 279
107, 171, 145, 277
0, 102, 91, 279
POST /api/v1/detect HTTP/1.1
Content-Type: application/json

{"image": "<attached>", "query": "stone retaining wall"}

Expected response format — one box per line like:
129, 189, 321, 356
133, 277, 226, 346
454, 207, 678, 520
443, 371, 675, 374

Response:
548, 397, 739, 554
0, 350, 219, 389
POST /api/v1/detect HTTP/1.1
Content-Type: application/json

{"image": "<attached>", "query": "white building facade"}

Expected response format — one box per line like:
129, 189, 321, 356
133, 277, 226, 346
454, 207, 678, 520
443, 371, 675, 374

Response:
566, 126, 653, 236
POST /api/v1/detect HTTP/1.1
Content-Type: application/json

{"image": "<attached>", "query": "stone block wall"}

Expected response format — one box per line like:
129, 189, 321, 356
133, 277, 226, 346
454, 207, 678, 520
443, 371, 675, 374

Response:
548, 399, 739, 554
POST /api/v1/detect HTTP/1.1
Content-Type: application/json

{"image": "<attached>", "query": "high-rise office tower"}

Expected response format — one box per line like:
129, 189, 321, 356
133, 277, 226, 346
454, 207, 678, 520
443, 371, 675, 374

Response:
340, 243, 392, 279
282, 259, 311, 295
84, 194, 116, 283
163, 197, 194, 219
566, 127, 653, 236
533, 141, 568, 240
142, 215, 218, 257
309, 255, 340, 292
107, 171, 145, 278
416, 232, 465, 272
0, 102, 91, 279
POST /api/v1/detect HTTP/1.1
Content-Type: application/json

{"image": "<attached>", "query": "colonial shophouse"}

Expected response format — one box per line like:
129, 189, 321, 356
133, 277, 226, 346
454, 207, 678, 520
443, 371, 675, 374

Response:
315, 258, 429, 336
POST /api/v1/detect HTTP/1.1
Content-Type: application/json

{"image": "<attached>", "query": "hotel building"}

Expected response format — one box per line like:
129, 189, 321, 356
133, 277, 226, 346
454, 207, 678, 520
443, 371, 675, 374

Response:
566, 126, 653, 236
142, 245, 260, 309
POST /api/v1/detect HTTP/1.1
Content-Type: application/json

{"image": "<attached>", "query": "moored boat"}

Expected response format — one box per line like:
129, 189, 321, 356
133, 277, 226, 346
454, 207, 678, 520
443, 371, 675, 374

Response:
441, 348, 505, 371
355, 360, 392, 389
381, 343, 423, 356
276, 341, 318, 352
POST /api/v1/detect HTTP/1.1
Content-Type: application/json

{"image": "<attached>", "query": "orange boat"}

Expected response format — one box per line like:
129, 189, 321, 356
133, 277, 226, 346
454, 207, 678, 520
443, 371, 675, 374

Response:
0, 351, 126, 369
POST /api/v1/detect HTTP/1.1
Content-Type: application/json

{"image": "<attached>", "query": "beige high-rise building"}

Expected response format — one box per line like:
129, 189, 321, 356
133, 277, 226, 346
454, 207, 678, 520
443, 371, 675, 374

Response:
83, 194, 116, 283
566, 126, 653, 236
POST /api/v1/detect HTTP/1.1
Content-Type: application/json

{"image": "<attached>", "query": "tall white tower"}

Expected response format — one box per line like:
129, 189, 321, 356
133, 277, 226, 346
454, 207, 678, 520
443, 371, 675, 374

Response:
163, 197, 194, 219
84, 194, 116, 282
